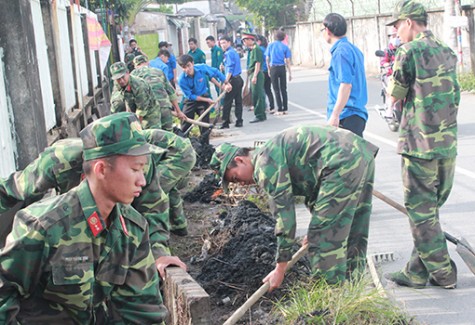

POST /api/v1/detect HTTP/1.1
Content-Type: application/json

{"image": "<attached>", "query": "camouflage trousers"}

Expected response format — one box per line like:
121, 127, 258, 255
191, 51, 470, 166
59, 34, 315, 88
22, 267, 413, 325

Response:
400, 155, 456, 285
169, 187, 187, 231
161, 107, 174, 132
306, 158, 375, 284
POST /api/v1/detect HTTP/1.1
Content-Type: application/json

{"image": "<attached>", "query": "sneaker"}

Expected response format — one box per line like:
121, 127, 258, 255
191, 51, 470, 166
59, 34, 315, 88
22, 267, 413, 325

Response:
384, 271, 426, 288
219, 123, 229, 129
235, 121, 243, 127
428, 260, 457, 289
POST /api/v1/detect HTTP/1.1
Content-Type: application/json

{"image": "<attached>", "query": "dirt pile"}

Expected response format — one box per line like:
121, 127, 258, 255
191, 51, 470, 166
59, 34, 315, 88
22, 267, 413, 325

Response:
193, 200, 311, 322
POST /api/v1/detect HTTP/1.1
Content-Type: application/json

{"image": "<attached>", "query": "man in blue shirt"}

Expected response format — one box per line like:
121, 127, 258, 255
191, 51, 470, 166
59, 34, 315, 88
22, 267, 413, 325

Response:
177, 54, 231, 143
159, 41, 178, 88
265, 30, 292, 115
149, 50, 170, 77
322, 13, 368, 137
219, 36, 244, 129
257, 35, 275, 112
187, 38, 207, 64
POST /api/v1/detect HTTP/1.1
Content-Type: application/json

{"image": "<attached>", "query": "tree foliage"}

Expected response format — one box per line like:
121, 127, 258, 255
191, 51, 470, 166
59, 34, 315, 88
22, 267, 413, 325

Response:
235, 0, 298, 28
80, 0, 185, 20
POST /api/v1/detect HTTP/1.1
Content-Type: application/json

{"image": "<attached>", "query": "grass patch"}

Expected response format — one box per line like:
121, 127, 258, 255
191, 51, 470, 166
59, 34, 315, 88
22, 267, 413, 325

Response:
458, 73, 475, 92
135, 33, 159, 60
272, 275, 416, 324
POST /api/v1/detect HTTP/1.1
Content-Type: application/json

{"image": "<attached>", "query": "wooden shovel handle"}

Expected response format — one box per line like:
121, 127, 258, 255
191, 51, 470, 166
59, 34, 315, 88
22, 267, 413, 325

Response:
223, 245, 308, 325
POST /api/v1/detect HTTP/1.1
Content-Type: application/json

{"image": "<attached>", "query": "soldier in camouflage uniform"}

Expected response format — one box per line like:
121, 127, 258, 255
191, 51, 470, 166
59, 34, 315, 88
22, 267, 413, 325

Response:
0, 124, 190, 276
210, 126, 378, 288
110, 62, 162, 129
384, 0, 460, 289
132, 55, 186, 131
0, 113, 168, 324
142, 129, 196, 236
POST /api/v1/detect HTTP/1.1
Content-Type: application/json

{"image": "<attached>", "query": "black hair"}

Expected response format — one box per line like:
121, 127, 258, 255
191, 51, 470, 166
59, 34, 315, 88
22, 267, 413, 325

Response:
220, 36, 232, 43
129, 39, 137, 45
158, 49, 170, 58
83, 156, 118, 175
323, 13, 347, 37
275, 30, 286, 41
227, 148, 253, 169
158, 41, 169, 49
177, 54, 193, 67
206, 35, 215, 42
257, 35, 268, 47
188, 37, 198, 44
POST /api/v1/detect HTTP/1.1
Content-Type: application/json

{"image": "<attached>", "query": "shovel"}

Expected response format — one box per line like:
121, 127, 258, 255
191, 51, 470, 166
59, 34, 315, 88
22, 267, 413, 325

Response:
223, 244, 309, 325
372, 189, 475, 275
182, 91, 227, 137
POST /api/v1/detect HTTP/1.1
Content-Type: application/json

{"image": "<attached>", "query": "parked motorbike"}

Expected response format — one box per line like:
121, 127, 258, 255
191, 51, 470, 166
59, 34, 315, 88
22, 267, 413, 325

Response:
374, 50, 402, 132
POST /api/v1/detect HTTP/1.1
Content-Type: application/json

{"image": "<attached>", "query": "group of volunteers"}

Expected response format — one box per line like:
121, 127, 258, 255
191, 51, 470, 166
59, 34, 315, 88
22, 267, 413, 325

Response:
0, 0, 461, 323
211, 0, 460, 292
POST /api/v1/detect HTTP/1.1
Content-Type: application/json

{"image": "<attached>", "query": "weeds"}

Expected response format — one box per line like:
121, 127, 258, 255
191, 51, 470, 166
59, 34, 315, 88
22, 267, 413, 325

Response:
458, 73, 475, 92
272, 275, 416, 325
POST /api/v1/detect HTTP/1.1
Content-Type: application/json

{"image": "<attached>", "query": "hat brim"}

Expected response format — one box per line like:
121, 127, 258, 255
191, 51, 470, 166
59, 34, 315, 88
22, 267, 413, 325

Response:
126, 143, 165, 157
386, 18, 399, 26
111, 72, 126, 80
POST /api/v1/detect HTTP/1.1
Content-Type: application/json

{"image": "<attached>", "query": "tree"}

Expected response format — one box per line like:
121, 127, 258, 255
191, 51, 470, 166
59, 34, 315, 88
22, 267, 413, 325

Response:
235, 0, 299, 29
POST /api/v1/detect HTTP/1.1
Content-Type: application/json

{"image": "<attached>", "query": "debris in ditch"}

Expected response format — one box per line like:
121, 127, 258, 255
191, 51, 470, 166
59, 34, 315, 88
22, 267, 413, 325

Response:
183, 172, 220, 203
195, 200, 311, 309
190, 137, 215, 169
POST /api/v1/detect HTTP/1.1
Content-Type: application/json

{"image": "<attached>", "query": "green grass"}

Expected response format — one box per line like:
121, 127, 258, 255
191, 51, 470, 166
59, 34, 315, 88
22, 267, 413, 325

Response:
272, 275, 416, 324
135, 33, 159, 60
458, 73, 475, 92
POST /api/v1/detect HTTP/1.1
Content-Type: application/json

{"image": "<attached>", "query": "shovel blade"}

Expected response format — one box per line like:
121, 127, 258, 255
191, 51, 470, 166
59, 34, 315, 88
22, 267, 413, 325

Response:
456, 238, 475, 275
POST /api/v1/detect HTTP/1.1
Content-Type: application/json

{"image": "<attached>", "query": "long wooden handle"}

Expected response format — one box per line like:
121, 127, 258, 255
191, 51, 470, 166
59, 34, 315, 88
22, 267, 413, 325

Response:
196, 91, 227, 123
184, 117, 213, 128
372, 190, 457, 246
223, 245, 308, 325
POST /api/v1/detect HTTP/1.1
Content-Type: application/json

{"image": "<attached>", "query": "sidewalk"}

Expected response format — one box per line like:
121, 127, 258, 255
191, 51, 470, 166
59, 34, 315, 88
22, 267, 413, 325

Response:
208, 66, 475, 325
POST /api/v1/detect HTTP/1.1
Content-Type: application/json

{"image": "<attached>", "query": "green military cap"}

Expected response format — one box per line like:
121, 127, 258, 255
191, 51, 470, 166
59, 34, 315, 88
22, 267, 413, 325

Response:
386, 0, 428, 26
80, 112, 164, 161
209, 143, 241, 191
110, 62, 128, 80
133, 55, 149, 68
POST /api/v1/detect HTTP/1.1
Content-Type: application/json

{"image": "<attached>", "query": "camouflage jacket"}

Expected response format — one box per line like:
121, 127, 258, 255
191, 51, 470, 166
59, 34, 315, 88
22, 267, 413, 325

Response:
0, 138, 171, 258
0, 180, 167, 324
110, 75, 162, 129
252, 126, 379, 262
387, 30, 460, 159
131, 66, 178, 110
143, 129, 197, 192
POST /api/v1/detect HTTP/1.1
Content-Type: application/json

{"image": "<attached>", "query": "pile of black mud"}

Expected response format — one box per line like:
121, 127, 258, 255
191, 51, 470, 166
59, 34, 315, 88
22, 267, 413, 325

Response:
195, 200, 311, 322
190, 137, 215, 169
183, 172, 220, 203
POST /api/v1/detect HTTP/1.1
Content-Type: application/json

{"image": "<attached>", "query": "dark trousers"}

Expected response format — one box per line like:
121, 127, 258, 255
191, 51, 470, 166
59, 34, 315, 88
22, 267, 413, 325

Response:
181, 99, 210, 143
222, 76, 244, 124
263, 72, 274, 110
270, 65, 288, 112
339, 115, 366, 138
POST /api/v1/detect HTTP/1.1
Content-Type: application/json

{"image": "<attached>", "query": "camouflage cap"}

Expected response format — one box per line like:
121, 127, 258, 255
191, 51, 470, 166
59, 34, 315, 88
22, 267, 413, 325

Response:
209, 143, 241, 191
133, 55, 149, 68
386, 0, 428, 26
80, 112, 164, 161
110, 62, 128, 80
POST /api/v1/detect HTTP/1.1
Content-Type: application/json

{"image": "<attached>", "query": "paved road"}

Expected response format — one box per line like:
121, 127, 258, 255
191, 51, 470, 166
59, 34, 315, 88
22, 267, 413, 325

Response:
209, 65, 475, 325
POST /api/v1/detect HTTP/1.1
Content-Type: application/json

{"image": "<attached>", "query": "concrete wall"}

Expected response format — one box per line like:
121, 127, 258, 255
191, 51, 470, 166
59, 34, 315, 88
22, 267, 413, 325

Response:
289, 6, 475, 74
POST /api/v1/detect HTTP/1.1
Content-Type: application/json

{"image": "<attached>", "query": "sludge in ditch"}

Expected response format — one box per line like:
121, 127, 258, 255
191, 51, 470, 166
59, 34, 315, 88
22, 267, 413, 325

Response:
194, 200, 311, 309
